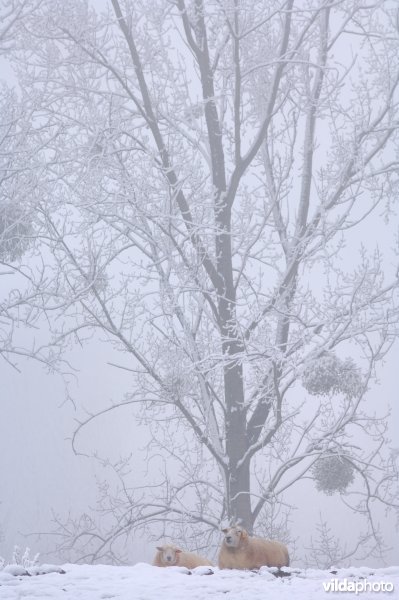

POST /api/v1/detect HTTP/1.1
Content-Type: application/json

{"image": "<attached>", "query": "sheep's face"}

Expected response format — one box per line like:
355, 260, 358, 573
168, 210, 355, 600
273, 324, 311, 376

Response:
221, 526, 248, 548
156, 545, 182, 565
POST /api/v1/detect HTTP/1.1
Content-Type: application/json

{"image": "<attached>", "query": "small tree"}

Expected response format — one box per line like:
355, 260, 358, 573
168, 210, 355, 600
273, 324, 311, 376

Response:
304, 515, 380, 569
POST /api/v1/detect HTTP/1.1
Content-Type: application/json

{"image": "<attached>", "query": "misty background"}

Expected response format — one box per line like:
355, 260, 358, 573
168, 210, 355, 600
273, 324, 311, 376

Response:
1, 0, 399, 569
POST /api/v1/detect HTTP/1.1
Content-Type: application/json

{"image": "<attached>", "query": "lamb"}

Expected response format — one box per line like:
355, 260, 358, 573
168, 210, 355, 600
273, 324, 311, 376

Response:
218, 526, 289, 570
153, 544, 213, 569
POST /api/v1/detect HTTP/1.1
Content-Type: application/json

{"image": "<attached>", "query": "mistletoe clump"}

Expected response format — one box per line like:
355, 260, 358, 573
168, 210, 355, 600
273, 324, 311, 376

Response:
0, 202, 32, 262
302, 353, 363, 398
302, 354, 341, 396
312, 454, 355, 495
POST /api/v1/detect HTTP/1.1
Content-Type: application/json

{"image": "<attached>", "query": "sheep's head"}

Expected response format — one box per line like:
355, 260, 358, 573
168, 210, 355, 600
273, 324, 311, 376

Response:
221, 526, 248, 548
156, 544, 182, 565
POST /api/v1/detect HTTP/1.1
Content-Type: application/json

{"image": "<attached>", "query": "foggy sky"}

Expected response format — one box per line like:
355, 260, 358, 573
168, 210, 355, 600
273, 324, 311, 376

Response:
1, 0, 399, 570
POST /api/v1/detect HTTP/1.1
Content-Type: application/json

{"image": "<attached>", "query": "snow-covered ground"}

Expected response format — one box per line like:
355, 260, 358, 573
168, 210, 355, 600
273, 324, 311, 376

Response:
0, 563, 398, 600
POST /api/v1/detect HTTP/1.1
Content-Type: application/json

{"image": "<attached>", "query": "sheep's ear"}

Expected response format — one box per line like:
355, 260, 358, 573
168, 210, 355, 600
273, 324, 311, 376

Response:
156, 546, 164, 552
175, 548, 182, 553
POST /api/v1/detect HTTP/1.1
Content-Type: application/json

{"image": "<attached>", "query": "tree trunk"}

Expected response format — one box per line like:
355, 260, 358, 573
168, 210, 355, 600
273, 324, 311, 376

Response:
221, 292, 252, 531
227, 451, 253, 533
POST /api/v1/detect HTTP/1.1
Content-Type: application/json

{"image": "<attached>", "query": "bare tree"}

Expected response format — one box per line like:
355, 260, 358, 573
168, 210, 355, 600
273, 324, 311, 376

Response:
9, 0, 399, 562
303, 514, 381, 569
0, 0, 58, 371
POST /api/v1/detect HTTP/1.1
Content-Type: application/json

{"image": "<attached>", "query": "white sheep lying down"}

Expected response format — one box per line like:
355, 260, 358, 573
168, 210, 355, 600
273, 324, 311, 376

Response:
218, 526, 289, 570
153, 544, 213, 569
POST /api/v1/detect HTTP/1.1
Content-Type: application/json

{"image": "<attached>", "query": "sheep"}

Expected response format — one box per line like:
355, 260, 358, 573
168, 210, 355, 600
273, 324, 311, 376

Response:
153, 544, 213, 569
218, 526, 289, 570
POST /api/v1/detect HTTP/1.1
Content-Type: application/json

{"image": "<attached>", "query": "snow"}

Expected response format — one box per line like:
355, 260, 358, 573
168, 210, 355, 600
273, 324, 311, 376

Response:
0, 563, 398, 600
1, 565, 30, 577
